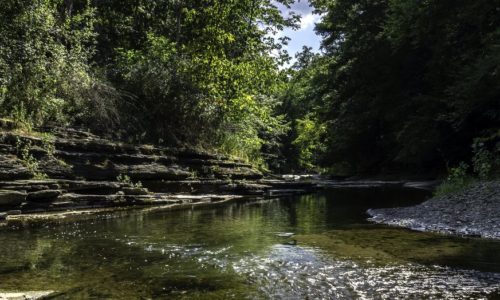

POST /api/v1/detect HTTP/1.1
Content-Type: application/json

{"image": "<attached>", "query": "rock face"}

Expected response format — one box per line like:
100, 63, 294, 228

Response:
0, 126, 318, 219
367, 181, 500, 239
0, 155, 32, 180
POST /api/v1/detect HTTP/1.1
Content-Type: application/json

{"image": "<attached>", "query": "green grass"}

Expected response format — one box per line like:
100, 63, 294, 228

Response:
433, 177, 477, 197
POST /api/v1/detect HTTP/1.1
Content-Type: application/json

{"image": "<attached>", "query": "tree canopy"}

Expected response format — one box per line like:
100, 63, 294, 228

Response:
1, 0, 498, 175
281, 0, 499, 176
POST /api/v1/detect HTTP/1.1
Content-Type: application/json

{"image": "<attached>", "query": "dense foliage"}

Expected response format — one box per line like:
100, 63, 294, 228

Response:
1, 0, 498, 175
0, 0, 296, 164
281, 0, 499, 176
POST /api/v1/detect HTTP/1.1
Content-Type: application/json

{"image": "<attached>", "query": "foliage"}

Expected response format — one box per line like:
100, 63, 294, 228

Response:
0, 0, 111, 128
0, 0, 298, 165
434, 162, 475, 197
292, 114, 326, 170
15, 137, 48, 180
108, 0, 295, 163
40, 133, 56, 157
277, 47, 328, 172
3, 0, 497, 173
471, 135, 500, 180
296, 0, 500, 175
116, 174, 143, 189
434, 133, 500, 196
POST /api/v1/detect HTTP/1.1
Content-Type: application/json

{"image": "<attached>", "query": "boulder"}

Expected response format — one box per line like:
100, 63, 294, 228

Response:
27, 190, 62, 202
0, 190, 27, 207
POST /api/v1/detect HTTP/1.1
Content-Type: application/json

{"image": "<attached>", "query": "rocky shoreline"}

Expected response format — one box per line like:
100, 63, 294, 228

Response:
0, 126, 319, 224
367, 181, 500, 239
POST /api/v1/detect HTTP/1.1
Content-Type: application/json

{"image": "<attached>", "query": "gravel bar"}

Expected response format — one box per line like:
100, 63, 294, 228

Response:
367, 181, 500, 239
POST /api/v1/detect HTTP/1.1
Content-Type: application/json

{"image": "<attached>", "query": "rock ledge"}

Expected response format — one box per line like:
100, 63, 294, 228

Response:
0, 126, 319, 221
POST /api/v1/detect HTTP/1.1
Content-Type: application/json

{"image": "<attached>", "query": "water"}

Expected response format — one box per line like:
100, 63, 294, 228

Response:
1, 187, 500, 299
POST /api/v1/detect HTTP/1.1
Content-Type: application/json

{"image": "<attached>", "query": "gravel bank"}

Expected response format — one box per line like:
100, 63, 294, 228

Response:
367, 181, 500, 239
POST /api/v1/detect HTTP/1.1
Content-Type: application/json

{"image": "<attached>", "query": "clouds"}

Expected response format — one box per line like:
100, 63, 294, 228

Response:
299, 12, 320, 31
269, 0, 321, 66
290, 0, 313, 14
278, 0, 320, 36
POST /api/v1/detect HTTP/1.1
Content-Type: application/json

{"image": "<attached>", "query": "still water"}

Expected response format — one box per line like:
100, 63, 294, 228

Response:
1, 188, 500, 299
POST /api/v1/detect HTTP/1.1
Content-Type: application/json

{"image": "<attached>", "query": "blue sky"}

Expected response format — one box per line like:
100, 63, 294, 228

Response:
275, 0, 322, 63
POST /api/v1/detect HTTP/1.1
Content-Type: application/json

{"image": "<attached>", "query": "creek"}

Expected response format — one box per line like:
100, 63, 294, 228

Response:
1, 187, 500, 299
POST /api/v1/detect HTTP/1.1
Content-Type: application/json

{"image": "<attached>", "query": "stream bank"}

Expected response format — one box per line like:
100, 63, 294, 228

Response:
368, 181, 500, 239
0, 126, 318, 224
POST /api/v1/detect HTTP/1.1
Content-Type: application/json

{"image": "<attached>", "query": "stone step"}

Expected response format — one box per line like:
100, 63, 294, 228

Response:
142, 180, 271, 195
266, 189, 307, 197
142, 179, 231, 194
59, 163, 191, 181
0, 154, 33, 180
179, 158, 253, 169
0, 179, 62, 191
258, 179, 319, 190
0, 127, 317, 217
53, 150, 177, 165
26, 190, 63, 202
0, 179, 124, 194
0, 190, 27, 207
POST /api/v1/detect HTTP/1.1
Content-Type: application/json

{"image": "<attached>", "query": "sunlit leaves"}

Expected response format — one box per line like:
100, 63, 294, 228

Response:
0, 0, 97, 126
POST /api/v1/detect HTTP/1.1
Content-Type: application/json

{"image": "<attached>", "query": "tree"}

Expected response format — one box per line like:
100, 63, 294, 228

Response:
300, 0, 500, 175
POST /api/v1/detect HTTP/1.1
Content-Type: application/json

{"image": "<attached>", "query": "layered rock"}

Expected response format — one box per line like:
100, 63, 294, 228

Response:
0, 126, 318, 220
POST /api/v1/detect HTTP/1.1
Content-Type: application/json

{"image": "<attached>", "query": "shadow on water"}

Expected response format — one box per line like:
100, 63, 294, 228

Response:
0, 187, 499, 299
289, 189, 500, 272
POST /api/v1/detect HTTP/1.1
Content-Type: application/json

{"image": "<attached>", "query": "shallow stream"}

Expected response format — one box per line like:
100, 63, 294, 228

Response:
1, 187, 500, 299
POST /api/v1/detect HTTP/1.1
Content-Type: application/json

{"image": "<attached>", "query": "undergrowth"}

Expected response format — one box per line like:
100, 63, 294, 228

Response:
434, 137, 499, 197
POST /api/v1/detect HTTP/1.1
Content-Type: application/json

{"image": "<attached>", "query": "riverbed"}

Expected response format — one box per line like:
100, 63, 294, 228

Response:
1, 187, 500, 299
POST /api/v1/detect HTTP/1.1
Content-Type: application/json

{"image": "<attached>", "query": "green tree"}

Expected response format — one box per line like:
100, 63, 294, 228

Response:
302, 0, 500, 176
110, 0, 297, 163
0, 0, 117, 129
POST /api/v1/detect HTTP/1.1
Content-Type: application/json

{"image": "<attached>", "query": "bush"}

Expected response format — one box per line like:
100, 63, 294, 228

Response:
292, 114, 326, 171
471, 137, 499, 180
434, 162, 476, 196
0, 0, 118, 130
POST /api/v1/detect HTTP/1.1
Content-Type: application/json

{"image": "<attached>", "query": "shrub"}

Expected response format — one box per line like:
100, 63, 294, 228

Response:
434, 162, 476, 197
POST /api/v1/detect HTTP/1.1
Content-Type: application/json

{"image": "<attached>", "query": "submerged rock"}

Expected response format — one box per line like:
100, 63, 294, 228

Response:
276, 232, 295, 238
0, 291, 55, 300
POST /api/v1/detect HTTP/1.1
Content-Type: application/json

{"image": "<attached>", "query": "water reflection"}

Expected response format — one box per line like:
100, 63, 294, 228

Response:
0, 188, 499, 299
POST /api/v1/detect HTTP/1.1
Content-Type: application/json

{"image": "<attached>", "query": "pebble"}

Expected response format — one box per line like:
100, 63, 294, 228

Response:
367, 181, 500, 239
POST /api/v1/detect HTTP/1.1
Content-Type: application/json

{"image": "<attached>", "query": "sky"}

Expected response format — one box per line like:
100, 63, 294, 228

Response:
275, 0, 322, 64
